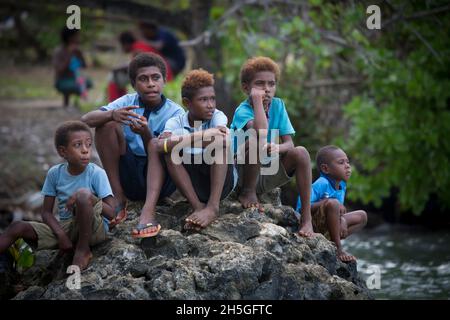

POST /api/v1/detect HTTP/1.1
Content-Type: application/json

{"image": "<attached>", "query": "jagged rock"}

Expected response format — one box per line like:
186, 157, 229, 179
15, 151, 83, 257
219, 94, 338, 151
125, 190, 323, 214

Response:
11, 188, 372, 300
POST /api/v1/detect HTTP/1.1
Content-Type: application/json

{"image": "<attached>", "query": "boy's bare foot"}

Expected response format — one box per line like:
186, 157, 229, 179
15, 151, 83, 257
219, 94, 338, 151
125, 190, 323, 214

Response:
185, 206, 218, 229
184, 203, 206, 230
72, 249, 93, 271
238, 190, 263, 212
337, 248, 356, 262
298, 220, 315, 238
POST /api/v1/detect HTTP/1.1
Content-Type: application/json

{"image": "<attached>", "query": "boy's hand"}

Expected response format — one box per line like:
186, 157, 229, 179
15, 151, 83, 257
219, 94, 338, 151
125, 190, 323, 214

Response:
263, 143, 279, 155
57, 233, 73, 255
111, 106, 140, 125
129, 115, 149, 136
204, 128, 227, 140
339, 204, 347, 216
217, 126, 230, 135
250, 88, 266, 107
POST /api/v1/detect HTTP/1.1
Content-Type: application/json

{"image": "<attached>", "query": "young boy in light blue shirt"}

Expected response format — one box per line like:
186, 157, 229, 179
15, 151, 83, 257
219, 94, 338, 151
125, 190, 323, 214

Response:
0, 121, 115, 270
230, 56, 314, 237
297, 145, 368, 262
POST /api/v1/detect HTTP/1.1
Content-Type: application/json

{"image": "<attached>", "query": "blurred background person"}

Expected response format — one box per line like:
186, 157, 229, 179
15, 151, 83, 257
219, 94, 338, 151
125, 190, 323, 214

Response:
139, 21, 186, 77
53, 27, 92, 107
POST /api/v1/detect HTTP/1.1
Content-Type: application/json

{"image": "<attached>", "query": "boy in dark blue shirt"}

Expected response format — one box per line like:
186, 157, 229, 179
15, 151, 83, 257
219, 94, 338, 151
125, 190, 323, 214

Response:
82, 53, 184, 235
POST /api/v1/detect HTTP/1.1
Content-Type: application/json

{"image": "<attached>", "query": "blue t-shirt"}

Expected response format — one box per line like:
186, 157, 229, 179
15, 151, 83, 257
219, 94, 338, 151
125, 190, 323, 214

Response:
100, 93, 184, 156
230, 97, 295, 151
41, 163, 113, 231
163, 110, 227, 154
296, 173, 347, 212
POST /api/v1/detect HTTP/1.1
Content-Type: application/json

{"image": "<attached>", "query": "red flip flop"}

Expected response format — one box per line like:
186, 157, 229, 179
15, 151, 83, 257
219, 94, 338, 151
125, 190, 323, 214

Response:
131, 223, 161, 238
109, 205, 128, 228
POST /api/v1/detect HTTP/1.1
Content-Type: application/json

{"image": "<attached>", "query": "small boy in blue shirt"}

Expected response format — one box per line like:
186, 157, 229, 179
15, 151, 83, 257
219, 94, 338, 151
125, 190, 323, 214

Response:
0, 121, 115, 270
297, 145, 368, 262
82, 53, 184, 233
156, 69, 237, 231
230, 56, 314, 237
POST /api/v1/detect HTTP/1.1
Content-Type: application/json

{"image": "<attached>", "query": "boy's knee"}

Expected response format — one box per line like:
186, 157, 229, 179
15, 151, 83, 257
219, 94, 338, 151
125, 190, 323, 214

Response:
324, 198, 340, 212
294, 146, 310, 161
359, 210, 368, 226
96, 120, 118, 133
74, 188, 93, 205
8, 221, 28, 236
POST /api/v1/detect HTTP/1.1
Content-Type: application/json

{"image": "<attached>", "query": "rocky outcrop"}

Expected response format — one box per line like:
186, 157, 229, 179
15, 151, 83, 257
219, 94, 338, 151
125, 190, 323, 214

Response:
11, 189, 372, 300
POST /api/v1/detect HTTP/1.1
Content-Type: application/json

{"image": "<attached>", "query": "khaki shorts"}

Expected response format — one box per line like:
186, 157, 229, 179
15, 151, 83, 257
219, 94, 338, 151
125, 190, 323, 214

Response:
29, 200, 106, 250
237, 157, 292, 195
311, 202, 330, 240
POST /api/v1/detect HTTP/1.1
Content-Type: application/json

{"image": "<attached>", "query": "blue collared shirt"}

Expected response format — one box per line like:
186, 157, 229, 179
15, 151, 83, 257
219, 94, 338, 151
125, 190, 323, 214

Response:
296, 173, 347, 212
163, 109, 228, 154
100, 93, 184, 156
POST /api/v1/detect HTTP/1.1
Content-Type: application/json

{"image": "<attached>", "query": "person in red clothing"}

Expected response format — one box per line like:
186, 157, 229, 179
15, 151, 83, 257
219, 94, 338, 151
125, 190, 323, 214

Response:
107, 31, 173, 102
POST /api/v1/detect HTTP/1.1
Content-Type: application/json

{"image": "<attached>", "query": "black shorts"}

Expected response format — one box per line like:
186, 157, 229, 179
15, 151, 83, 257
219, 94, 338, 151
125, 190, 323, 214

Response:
182, 155, 236, 203
119, 146, 175, 201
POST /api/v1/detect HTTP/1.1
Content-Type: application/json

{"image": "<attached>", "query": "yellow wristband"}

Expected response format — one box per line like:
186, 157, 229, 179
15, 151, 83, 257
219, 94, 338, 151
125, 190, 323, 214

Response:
163, 138, 168, 154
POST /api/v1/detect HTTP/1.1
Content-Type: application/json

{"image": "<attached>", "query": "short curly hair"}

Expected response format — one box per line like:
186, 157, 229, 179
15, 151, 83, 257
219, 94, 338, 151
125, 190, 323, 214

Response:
316, 145, 342, 172
55, 120, 92, 149
181, 68, 215, 100
240, 56, 280, 85
129, 52, 167, 84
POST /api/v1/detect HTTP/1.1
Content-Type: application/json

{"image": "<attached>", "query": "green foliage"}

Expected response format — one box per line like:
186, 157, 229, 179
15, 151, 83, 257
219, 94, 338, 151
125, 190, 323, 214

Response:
340, 2, 450, 214
211, 1, 450, 214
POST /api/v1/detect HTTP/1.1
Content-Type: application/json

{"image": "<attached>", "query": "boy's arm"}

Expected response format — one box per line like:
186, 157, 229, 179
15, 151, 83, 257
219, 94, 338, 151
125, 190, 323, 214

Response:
41, 196, 73, 253
250, 88, 268, 131
157, 129, 226, 154
101, 195, 115, 220
278, 134, 295, 154
249, 88, 268, 143
81, 106, 140, 128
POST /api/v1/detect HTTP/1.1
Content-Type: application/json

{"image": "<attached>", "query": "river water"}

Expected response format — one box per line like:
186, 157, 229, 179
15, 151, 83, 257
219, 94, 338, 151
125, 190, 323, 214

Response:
343, 224, 450, 299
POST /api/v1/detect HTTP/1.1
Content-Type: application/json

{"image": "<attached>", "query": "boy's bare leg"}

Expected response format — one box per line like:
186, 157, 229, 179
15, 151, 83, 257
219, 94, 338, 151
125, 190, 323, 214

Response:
0, 222, 37, 253
341, 210, 368, 238
324, 199, 356, 262
239, 163, 261, 209
281, 146, 314, 237
95, 121, 127, 209
72, 189, 95, 270
138, 139, 167, 234
238, 137, 262, 210
188, 146, 228, 228
165, 153, 205, 229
